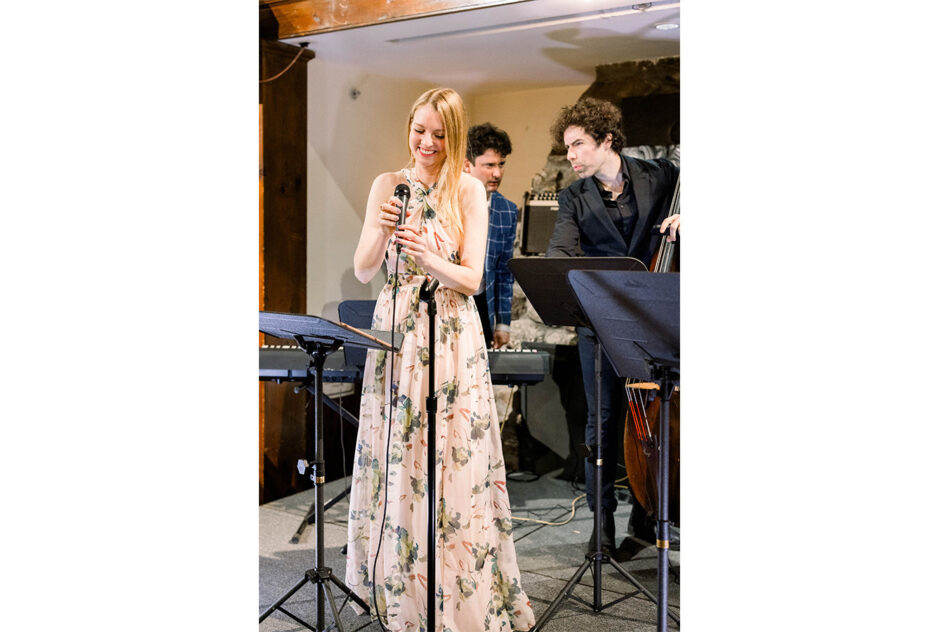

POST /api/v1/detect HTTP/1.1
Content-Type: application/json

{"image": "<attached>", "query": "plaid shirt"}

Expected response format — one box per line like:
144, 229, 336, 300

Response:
482, 191, 518, 330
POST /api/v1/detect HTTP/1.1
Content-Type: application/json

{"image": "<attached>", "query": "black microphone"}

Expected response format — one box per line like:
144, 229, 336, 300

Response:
393, 184, 411, 227
419, 276, 440, 300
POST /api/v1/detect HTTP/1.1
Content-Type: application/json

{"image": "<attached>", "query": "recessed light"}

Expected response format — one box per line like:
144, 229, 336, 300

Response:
655, 22, 679, 31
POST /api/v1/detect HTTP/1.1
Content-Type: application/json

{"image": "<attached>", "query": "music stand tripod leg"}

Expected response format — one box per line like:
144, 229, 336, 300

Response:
259, 574, 309, 622
530, 557, 592, 631
319, 569, 347, 630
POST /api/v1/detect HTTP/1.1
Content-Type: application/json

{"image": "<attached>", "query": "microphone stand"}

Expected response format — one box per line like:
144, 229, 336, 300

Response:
418, 276, 440, 632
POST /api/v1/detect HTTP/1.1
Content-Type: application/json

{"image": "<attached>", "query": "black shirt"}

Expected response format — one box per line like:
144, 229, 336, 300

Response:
594, 161, 639, 243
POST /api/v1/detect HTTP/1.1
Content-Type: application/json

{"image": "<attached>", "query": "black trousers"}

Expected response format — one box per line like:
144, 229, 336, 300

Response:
576, 327, 653, 537
473, 292, 494, 348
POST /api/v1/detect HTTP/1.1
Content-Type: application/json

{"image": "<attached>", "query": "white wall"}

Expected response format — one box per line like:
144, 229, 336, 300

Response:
304, 67, 588, 318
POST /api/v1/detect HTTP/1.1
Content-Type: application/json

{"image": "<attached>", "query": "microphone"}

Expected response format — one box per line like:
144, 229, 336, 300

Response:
393, 184, 411, 227
419, 276, 440, 300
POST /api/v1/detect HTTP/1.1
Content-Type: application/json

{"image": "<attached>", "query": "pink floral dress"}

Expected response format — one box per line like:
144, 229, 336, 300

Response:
345, 169, 535, 632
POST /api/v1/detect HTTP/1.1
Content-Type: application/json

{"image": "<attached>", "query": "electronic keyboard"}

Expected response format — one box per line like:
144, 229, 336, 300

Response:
259, 346, 549, 386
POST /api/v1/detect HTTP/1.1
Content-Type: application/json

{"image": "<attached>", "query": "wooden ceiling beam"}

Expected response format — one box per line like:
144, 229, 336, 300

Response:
260, 0, 530, 40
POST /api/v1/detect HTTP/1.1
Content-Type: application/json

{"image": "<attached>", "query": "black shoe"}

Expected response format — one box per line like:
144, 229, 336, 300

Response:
586, 509, 615, 554
632, 524, 657, 544
628, 503, 657, 543
614, 535, 648, 562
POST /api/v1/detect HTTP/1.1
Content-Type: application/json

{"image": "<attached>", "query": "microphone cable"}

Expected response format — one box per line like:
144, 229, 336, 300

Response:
370, 184, 409, 632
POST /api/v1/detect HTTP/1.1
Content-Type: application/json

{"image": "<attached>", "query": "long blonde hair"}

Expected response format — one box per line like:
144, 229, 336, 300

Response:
405, 88, 467, 239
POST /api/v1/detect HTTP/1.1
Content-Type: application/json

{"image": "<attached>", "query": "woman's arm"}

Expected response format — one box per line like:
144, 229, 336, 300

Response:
394, 174, 487, 295
353, 172, 403, 284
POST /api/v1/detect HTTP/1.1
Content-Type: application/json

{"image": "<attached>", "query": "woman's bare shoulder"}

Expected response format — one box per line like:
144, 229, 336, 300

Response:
458, 171, 483, 189
458, 172, 486, 204
370, 170, 408, 196
373, 170, 406, 187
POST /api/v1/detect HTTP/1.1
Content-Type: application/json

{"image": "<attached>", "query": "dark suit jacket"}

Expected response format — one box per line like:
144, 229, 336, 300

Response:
545, 153, 679, 267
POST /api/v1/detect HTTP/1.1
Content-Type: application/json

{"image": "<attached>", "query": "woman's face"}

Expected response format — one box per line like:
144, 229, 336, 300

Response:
410, 104, 446, 172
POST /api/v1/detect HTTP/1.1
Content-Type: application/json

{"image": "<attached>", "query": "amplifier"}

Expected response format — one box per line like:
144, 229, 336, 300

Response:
520, 191, 558, 256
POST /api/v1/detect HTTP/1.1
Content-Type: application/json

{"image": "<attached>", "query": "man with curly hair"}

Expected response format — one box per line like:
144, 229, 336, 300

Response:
464, 122, 518, 349
546, 97, 680, 555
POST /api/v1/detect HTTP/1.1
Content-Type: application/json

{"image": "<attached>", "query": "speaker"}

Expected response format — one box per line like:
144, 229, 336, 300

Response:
520, 191, 558, 256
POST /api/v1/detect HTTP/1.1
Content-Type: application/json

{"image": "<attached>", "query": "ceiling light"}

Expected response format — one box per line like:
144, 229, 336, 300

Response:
655, 22, 679, 30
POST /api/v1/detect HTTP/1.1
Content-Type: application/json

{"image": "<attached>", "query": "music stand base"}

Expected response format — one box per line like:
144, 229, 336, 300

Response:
259, 566, 370, 631
531, 552, 675, 632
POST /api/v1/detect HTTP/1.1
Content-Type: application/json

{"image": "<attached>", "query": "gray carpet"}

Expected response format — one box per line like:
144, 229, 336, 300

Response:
260, 471, 679, 631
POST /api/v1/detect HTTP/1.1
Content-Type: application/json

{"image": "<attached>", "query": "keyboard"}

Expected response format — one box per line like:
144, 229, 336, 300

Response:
259, 346, 360, 383
259, 346, 549, 386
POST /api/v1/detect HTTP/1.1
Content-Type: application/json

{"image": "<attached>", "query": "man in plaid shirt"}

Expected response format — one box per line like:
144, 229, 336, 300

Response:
464, 123, 518, 349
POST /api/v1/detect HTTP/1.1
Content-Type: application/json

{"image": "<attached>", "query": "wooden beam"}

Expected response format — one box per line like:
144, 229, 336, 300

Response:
260, 0, 531, 40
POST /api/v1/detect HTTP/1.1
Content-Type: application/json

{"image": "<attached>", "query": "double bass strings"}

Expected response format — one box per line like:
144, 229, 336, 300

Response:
625, 378, 654, 448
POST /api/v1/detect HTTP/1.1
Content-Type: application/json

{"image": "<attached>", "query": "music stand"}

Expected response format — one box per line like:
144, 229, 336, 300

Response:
509, 258, 665, 630
259, 311, 401, 632
567, 270, 680, 631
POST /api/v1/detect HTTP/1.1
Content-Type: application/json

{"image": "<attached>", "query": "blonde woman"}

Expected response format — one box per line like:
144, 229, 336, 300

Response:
346, 88, 535, 632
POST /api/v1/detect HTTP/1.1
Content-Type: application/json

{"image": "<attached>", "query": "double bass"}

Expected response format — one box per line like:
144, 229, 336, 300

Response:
622, 174, 680, 527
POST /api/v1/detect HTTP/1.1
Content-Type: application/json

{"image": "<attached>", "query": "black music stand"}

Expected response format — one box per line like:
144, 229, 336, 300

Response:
259, 311, 401, 632
567, 270, 680, 631
509, 258, 665, 630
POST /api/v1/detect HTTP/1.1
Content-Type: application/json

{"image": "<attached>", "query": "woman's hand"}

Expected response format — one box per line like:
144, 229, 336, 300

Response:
377, 196, 406, 234
355, 173, 413, 284
394, 224, 435, 267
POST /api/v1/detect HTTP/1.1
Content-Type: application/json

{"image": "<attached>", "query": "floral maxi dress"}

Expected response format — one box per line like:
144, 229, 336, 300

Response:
345, 170, 535, 632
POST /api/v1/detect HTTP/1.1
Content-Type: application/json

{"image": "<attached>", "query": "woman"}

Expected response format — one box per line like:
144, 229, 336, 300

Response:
346, 88, 535, 632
